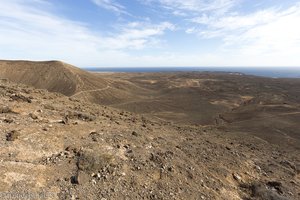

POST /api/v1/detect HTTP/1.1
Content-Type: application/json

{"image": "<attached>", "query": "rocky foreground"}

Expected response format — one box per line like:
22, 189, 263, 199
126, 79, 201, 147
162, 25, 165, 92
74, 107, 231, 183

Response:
0, 79, 299, 200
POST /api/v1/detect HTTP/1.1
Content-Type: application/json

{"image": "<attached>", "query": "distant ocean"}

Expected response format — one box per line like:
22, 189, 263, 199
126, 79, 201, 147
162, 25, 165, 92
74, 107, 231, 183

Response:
85, 67, 300, 78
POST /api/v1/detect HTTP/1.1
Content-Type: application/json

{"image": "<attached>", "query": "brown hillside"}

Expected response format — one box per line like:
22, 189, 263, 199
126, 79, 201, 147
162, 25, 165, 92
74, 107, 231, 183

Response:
0, 60, 108, 96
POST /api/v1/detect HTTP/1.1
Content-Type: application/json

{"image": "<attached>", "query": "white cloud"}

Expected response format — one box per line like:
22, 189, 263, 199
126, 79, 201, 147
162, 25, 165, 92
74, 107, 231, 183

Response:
236, 5, 300, 60
189, 3, 300, 57
0, 0, 175, 66
140, 0, 300, 66
144, 0, 237, 15
91, 0, 127, 14
104, 22, 175, 49
191, 8, 280, 36
0, 0, 101, 61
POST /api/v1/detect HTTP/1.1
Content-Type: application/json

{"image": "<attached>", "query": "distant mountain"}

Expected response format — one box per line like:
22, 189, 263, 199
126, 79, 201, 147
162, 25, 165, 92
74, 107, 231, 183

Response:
86, 67, 300, 78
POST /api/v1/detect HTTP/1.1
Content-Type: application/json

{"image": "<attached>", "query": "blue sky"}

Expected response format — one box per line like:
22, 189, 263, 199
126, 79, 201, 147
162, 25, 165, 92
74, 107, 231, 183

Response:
0, 0, 300, 67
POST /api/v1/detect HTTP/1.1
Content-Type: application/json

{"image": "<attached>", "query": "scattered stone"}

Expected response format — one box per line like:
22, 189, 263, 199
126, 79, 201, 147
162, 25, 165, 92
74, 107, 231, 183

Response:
167, 166, 174, 172
97, 173, 101, 179
0, 106, 12, 113
90, 131, 99, 136
3, 118, 13, 123
43, 104, 55, 110
232, 173, 242, 182
10, 93, 32, 103
267, 181, 283, 194
49, 119, 64, 124
29, 113, 38, 120
6, 130, 20, 141
62, 115, 69, 124
254, 165, 262, 172
132, 131, 138, 136
280, 160, 296, 171
77, 149, 115, 172
65, 146, 72, 152
76, 172, 90, 185
245, 182, 288, 200
66, 111, 96, 122
71, 175, 79, 184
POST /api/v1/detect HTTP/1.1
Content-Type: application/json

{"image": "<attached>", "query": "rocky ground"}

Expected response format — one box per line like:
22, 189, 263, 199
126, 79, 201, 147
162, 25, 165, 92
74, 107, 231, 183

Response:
0, 79, 299, 200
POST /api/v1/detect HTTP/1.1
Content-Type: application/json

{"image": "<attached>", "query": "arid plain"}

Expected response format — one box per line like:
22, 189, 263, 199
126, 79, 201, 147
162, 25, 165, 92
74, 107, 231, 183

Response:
0, 60, 299, 200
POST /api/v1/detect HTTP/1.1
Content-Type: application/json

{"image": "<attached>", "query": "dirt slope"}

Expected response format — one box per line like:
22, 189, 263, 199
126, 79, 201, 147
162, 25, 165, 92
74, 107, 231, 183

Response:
0, 60, 108, 96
